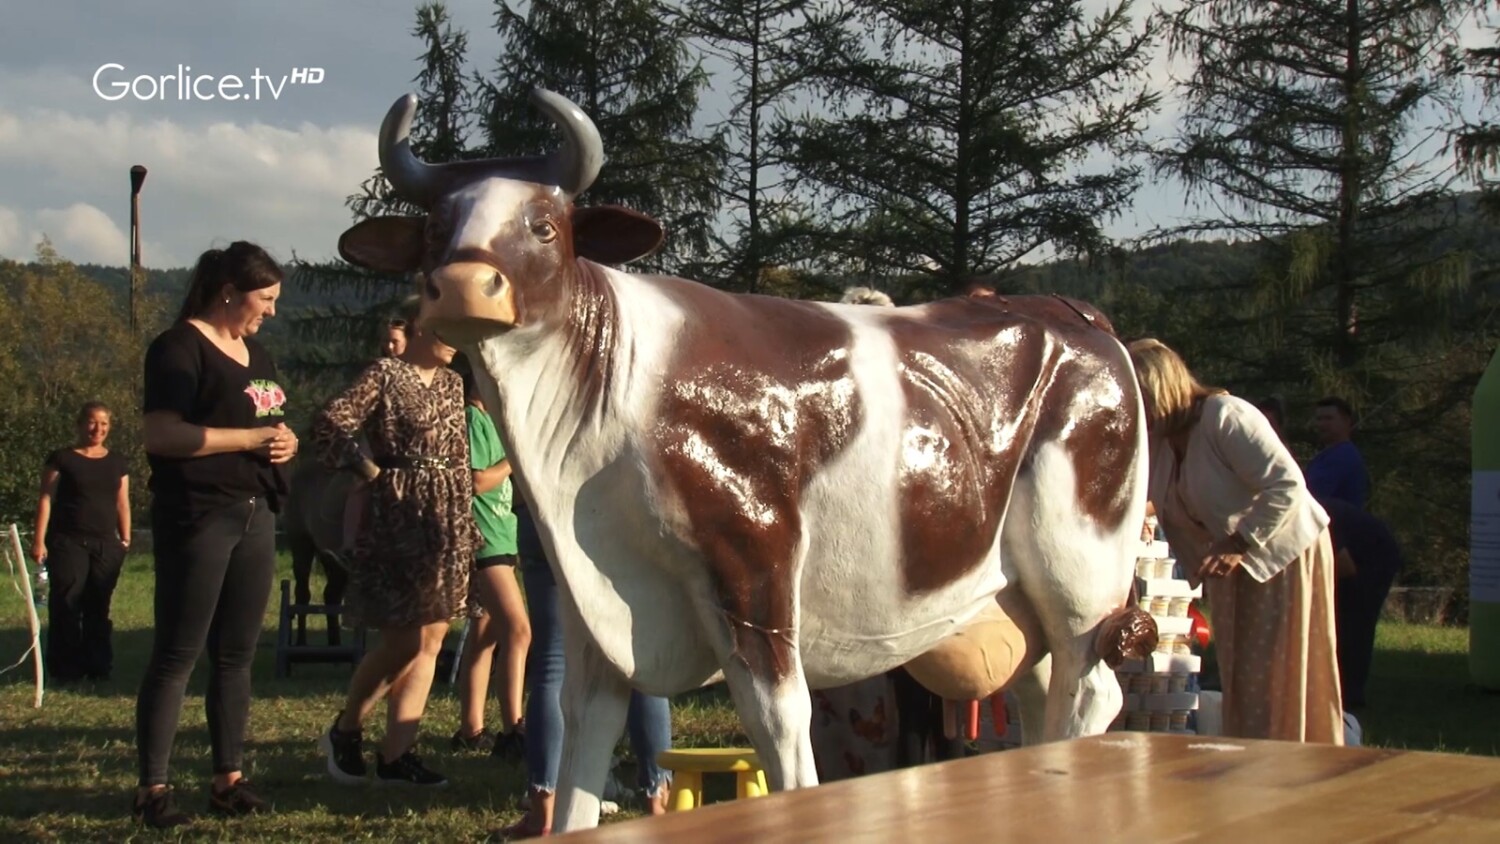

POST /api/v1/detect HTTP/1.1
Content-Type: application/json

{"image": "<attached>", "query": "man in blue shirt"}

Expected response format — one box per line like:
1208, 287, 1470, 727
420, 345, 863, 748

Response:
1323, 498, 1404, 709
1306, 396, 1370, 508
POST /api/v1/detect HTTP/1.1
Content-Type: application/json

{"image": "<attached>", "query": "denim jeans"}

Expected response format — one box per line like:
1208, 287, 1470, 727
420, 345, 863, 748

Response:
519, 551, 671, 795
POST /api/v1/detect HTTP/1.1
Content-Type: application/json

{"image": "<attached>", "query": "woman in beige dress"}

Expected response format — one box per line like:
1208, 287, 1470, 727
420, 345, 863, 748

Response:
1129, 338, 1342, 743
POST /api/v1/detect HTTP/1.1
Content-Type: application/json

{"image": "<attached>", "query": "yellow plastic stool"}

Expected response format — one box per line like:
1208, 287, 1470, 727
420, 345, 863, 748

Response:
656, 748, 769, 811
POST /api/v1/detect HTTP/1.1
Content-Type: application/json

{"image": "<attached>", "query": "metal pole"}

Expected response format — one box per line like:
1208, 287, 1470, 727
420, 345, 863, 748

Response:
129, 165, 147, 331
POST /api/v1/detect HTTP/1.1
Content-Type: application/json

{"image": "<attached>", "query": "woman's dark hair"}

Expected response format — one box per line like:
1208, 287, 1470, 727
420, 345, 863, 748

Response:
394, 294, 422, 329
451, 352, 480, 400
1316, 395, 1357, 425
176, 241, 284, 322
1254, 395, 1286, 427
75, 401, 111, 425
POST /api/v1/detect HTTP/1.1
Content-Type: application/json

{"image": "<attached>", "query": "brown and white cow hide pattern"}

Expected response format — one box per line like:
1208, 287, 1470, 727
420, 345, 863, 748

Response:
463, 262, 1146, 832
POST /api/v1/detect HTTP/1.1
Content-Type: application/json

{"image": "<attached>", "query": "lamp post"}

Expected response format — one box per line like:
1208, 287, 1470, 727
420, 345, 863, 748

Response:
129, 165, 147, 331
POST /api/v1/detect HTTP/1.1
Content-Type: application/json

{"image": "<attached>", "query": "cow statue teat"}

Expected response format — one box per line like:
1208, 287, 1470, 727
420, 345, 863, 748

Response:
339, 89, 1154, 834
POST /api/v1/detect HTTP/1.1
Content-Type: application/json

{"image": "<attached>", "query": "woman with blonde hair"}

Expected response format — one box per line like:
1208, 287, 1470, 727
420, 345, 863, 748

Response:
1128, 338, 1342, 744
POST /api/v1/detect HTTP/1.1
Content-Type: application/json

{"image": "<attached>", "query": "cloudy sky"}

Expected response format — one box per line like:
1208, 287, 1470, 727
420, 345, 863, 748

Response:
0, 1, 1491, 270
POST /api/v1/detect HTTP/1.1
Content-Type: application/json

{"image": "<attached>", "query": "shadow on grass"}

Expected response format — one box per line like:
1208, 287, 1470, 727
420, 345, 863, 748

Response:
0, 718, 533, 822
1359, 643, 1500, 756
0, 626, 387, 702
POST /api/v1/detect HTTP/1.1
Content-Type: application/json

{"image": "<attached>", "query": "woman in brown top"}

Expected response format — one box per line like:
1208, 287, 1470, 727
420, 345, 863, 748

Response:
313, 308, 480, 787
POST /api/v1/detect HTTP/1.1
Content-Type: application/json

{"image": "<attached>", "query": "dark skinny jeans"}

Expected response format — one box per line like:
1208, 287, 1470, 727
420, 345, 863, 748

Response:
135, 497, 275, 786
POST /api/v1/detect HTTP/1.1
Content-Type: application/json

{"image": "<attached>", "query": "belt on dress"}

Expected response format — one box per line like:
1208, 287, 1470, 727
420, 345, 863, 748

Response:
375, 455, 456, 470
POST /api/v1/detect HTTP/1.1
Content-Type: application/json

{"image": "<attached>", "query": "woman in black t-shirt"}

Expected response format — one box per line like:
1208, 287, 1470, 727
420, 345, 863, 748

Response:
132, 241, 297, 829
31, 401, 130, 683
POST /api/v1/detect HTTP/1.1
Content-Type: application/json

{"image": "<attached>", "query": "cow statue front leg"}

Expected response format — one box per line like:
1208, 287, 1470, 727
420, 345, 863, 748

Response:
553, 611, 632, 833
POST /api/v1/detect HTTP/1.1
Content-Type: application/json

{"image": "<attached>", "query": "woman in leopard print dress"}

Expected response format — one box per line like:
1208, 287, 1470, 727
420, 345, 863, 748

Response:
313, 315, 480, 787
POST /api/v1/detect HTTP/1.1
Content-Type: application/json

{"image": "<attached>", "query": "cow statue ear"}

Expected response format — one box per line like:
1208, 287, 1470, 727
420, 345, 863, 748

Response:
338, 215, 427, 273
572, 205, 665, 265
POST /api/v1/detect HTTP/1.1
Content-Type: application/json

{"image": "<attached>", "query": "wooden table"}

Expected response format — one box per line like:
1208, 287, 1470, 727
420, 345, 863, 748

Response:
562, 733, 1500, 842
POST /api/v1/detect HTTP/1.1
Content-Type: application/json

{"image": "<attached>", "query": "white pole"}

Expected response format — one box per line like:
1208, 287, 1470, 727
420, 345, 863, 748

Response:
6, 524, 45, 707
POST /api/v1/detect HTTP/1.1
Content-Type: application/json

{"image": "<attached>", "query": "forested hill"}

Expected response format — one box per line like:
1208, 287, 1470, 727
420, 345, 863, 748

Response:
55, 189, 1500, 313
997, 191, 1500, 303
71, 263, 367, 317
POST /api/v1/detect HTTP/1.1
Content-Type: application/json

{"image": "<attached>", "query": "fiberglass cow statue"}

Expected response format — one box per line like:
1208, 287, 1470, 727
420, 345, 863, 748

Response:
337, 88, 1155, 832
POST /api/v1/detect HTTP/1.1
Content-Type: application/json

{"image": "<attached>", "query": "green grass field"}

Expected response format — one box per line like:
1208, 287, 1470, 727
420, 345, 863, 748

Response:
0, 552, 1494, 842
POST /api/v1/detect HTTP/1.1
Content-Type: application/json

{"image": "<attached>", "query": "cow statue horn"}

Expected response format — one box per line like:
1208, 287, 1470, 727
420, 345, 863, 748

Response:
377, 89, 604, 208
530, 87, 604, 200
378, 93, 441, 208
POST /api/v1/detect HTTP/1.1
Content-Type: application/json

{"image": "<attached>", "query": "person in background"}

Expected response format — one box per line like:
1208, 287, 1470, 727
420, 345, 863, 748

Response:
1254, 395, 1287, 442
382, 318, 409, 358
962, 278, 999, 299
31, 401, 130, 683
1129, 338, 1342, 744
497, 491, 672, 838
316, 301, 480, 788
1307, 396, 1370, 508
839, 285, 895, 307
135, 241, 295, 827
451, 363, 531, 758
1321, 497, 1404, 709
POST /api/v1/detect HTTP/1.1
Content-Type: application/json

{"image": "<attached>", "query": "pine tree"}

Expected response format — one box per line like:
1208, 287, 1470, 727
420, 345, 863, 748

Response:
776, 0, 1160, 298
350, 2, 480, 222
1455, 24, 1500, 215
1159, 0, 1492, 593
477, 0, 726, 275
668, 0, 854, 292
1158, 0, 1479, 372
290, 2, 475, 388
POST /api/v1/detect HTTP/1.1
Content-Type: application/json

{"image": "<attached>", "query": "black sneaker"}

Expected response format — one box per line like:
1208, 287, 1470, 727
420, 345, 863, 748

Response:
133, 786, 191, 829
451, 727, 496, 753
320, 718, 367, 785
491, 725, 526, 762
208, 778, 269, 816
376, 750, 449, 787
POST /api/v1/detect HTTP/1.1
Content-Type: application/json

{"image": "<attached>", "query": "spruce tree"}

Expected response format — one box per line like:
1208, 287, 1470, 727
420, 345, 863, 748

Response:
777, 0, 1160, 298
478, 0, 725, 275
668, 0, 854, 292
1158, 0, 1479, 372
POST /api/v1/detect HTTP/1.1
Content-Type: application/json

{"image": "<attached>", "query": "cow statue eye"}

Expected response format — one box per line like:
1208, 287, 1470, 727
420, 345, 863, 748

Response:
531, 219, 558, 243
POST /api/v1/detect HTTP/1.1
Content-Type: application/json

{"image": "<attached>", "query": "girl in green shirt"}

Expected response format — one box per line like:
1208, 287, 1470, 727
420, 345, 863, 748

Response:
452, 366, 532, 757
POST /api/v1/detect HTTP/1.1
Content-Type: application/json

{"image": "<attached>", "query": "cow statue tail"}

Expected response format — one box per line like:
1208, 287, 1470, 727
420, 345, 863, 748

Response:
1094, 604, 1158, 669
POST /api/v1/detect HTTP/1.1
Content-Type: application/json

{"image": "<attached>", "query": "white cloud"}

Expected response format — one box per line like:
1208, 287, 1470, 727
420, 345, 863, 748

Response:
0, 101, 378, 267
0, 205, 23, 258
34, 203, 128, 264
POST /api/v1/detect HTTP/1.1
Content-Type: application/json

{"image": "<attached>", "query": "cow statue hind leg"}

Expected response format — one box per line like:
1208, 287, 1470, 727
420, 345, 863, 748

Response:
1009, 653, 1053, 745
689, 589, 819, 793
1004, 440, 1145, 740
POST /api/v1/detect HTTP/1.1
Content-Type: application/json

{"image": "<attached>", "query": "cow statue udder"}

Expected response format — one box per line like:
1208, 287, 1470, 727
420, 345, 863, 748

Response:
338, 88, 1154, 832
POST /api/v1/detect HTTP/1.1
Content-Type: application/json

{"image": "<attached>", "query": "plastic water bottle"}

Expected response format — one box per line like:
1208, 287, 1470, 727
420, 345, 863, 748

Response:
34, 567, 48, 608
